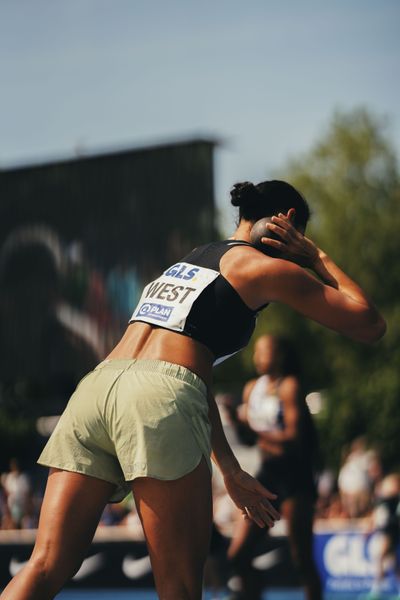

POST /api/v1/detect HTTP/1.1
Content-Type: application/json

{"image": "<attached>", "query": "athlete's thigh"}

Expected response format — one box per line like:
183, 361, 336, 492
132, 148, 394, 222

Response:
132, 457, 213, 578
32, 468, 116, 572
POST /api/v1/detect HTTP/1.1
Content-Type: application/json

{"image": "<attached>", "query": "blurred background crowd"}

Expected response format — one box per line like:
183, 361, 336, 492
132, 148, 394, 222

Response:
0, 431, 398, 534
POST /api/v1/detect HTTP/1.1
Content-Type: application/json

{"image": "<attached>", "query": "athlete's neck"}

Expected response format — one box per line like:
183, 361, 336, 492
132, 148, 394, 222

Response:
230, 221, 252, 242
263, 371, 281, 383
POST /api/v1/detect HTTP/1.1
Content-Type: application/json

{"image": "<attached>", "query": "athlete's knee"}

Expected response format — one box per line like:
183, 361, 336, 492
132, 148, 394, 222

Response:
160, 585, 194, 600
25, 553, 50, 585
227, 543, 253, 571
27, 549, 79, 590
291, 549, 319, 582
155, 562, 204, 600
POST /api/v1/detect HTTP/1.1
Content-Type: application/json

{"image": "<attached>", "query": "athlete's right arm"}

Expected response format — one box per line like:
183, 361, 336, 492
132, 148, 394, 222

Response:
207, 390, 280, 528
255, 211, 386, 343
259, 256, 386, 343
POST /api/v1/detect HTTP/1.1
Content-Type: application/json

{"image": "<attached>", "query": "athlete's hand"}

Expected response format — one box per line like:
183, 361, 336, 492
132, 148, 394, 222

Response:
261, 208, 319, 268
223, 468, 280, 528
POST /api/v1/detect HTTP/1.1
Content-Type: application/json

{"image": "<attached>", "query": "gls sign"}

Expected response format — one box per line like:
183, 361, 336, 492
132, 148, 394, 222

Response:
322, 532, 383, 577
314, 531, 400, 593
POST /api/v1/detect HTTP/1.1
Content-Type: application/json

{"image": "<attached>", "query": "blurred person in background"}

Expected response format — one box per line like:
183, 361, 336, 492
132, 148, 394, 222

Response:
226, 334, 322, 600
314, 469, 347, 520
1, 458, 31, 529
1, 180, 386, 600
338, 437, 377, 518
0, 479, 11, 528
368, 473, 400, 599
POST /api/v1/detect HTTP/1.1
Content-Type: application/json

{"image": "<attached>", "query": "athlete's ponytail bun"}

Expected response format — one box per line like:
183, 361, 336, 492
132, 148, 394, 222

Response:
230, 182, 260, 208
231, 179, 310, 229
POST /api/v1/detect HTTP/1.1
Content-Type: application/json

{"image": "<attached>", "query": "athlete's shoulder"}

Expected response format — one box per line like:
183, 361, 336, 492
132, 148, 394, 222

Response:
223, 244, 302, 282
182, 239, 231, 259
278, 375, 301, 404
183, 239, 255, 270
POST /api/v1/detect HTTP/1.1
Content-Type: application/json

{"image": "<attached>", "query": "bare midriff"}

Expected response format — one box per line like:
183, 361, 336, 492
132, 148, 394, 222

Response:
105, 246, 263, 389
106, 322, 214, 388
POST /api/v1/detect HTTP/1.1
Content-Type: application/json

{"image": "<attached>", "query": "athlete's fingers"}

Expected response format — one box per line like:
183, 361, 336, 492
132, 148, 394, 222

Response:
267, 223, 292, 242
261, 237, 286, 249
257, 506, 275, 527
270, 219, 298, 241
244, 506, 265, 528
272, 215, 298, 232
278, 209, 296, 223
272, 217, 300, 241
246, 505, 275, 528
260, 500, 280, 521
271, 215, 293, 231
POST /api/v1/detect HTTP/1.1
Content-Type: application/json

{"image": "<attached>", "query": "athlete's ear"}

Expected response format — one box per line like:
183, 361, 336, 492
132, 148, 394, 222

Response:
287, 208, 296, 222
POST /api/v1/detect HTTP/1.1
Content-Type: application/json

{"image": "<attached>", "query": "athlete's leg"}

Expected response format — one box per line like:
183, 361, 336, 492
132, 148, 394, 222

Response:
132, 457, 213, 600
0, 468, 115, 600
283, 495, 322, 600
226, 515, 266, 600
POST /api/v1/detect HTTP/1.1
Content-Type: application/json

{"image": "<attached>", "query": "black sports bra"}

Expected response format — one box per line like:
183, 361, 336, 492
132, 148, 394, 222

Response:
130, 240, 266, 364
179, 240, 267, 363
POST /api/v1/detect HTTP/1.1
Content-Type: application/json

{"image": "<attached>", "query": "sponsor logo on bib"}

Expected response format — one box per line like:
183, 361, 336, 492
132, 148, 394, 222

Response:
137, 303, 173, 321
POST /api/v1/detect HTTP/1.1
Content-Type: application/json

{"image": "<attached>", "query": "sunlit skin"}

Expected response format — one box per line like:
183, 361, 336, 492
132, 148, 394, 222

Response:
1, 210, 386, 600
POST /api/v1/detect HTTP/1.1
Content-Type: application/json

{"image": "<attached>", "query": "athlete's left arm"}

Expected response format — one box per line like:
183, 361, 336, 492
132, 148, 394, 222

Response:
207, 390, 280, 528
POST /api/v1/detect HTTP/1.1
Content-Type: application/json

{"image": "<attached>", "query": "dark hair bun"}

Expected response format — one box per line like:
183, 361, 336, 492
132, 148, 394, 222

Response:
230, 181, 260, 207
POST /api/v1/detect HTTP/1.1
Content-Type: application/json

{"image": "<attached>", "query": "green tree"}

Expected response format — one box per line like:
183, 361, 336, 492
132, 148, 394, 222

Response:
216, 107, 400, 471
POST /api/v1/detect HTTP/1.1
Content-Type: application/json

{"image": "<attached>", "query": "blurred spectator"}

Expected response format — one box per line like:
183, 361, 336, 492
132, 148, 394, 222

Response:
323, 492, 348, 520
315, 469, 337, 519
338, 437, 376, 518
0, 479, 12, 529
367, 451, 385, 495
368, 473, 400, 598
1, 458, 32, 529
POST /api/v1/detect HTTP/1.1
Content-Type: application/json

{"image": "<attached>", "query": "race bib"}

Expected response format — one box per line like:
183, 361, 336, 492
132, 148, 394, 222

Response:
130, 262, 219, 332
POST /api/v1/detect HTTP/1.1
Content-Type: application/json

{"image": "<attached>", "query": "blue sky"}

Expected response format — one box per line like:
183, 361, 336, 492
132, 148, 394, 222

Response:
1, 0, 399, 231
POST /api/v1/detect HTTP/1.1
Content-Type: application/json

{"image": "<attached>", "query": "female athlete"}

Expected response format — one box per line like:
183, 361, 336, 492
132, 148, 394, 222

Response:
227, 334, 322, 600
1, 180, 386, 600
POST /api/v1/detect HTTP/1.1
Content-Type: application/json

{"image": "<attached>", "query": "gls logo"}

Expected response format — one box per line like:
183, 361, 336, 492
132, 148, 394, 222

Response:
324, 533, 383, 577
164, 264, 200, 280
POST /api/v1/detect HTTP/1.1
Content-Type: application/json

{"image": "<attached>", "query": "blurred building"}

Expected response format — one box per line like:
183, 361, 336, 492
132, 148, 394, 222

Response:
0, 139, 217, 469
0, 139, 217, 276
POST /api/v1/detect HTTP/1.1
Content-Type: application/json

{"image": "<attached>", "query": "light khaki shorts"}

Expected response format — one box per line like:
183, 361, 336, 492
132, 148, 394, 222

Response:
38, 359, 212, 502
